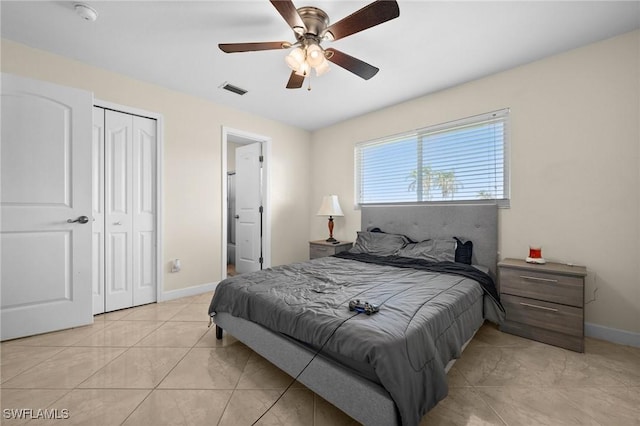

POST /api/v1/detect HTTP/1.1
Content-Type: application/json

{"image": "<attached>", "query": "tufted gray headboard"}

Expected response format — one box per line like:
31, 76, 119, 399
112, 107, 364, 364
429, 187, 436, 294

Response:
361, 204, 498, 278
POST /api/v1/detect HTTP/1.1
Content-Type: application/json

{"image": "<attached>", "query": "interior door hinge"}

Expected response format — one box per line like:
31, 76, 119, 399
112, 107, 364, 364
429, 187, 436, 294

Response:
259, 257, 263, 264
259, 206, 263, 213
259, 155, 264, 162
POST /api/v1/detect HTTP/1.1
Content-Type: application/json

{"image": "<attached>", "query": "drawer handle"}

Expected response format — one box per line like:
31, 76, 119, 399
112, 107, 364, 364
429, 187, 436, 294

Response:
519, 302, 558, 312
520, 275, 558, 283
316, 247, 328, 251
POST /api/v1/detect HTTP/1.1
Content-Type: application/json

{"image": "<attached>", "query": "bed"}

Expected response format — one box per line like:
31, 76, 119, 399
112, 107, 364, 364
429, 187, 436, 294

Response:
208, 204, 503, 426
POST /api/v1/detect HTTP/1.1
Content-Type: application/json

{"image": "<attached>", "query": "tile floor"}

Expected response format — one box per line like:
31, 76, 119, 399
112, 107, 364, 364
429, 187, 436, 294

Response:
1, 293, 639, 425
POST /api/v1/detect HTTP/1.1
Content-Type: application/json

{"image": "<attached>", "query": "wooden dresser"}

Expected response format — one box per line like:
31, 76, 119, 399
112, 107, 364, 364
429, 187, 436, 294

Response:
498, 258, 587, 352
309, 240, 353, 259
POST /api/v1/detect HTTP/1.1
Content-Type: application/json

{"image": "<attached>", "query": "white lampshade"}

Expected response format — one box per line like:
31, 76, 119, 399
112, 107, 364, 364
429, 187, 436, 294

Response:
285, 47, 305, 71
315, 58, 331, 76
295, 61, 310, 76
317, 195, 344, 217
306, 43, 324, 67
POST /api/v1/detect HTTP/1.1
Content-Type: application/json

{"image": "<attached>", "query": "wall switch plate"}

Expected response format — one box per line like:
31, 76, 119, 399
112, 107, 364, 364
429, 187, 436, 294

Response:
171, 259, 181, 272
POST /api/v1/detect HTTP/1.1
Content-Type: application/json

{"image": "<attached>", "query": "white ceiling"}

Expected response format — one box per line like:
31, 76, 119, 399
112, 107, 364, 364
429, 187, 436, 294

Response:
2, 1, 638, 131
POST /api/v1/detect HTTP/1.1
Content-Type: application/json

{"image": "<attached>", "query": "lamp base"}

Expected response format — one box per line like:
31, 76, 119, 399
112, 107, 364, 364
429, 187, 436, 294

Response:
325, 237, 338, 243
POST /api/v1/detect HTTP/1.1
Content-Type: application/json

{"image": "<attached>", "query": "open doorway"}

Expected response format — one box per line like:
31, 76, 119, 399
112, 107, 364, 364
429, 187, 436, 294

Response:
221, 127, 271, 280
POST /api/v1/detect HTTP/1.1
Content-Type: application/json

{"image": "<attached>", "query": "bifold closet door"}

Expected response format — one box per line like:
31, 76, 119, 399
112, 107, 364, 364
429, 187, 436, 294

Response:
93, 107, 157, 314
92, 108, 106, 314
130, 113, 156, 308
104, 109, 134, 311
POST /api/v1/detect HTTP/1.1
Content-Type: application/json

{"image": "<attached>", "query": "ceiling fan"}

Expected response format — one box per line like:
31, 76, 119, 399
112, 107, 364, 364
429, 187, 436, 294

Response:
219, 0, 400, 89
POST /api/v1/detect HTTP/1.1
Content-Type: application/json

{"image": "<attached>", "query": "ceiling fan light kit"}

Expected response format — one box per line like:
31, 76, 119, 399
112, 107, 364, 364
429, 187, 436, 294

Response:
218, 0, 399, 89
285, 40, 331, 77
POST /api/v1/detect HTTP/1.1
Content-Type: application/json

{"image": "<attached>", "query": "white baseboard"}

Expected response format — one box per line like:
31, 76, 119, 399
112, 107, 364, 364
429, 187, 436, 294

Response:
159, 281, 219, 302
585, 322, 640, 348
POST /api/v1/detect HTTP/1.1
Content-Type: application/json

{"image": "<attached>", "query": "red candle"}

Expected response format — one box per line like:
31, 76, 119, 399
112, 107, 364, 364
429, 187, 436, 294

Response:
529, 246, 542, 259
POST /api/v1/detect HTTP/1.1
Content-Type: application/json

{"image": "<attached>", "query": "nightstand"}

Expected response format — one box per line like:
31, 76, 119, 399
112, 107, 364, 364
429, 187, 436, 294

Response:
309, 240, 353, 259
498, 258, 587, 352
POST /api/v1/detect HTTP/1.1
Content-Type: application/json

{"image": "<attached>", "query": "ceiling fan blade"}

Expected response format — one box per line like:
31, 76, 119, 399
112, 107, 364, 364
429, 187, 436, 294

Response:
270, 0, 306, 31
286, 71, 305, 89
219, 41, 291, 53
324, 0, 400, 41
325, 48, 379, 80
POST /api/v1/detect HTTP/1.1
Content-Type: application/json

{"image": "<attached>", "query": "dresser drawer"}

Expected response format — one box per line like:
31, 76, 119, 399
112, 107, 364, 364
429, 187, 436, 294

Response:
310, 245, 334, 259
309, 241, 352, 259
500, 321, 584, 352
500, 267, 583, 307
502, 294, 583, 337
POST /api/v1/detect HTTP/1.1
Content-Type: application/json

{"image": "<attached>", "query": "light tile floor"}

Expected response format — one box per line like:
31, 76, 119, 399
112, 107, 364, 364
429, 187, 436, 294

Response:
1, 293, 639, 425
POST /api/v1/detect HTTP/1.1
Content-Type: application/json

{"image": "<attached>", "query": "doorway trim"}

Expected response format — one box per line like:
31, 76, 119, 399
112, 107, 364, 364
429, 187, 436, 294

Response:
221, 126, 271, 280
94, 99, 165, 303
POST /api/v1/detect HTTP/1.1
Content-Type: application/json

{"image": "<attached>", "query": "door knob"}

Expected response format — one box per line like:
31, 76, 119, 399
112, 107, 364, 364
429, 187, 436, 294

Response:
113, 221, 122, 226
234, 215, 240, 219
67, 215, 89, 224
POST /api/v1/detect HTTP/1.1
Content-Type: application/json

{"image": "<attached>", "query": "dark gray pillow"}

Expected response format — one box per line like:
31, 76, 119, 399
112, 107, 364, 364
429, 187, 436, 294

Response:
397, 238, 456, 262
349, 231, 409, 256
454, 237, 473, 264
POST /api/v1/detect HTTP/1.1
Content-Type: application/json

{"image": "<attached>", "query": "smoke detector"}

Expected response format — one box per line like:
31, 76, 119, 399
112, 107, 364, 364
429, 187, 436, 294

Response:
74, 3, 98, 22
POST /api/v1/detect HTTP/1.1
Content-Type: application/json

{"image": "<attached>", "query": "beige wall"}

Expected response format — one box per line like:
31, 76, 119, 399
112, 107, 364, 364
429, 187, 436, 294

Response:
3, 30, 639, 335
310, 30, 640, 335
1, 39, 312, 293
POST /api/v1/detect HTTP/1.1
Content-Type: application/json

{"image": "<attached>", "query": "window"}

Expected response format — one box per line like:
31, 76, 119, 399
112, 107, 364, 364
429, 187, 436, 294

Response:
355, 109, 510, 207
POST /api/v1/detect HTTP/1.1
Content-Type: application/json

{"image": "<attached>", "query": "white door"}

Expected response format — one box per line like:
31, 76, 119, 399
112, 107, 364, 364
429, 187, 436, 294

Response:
131, 114, 156, 307
1, 73, 93, 340
235, 143, 263, 274
104, 109, 135, 311
94, 108, 156, 314
92, 107, 106, 314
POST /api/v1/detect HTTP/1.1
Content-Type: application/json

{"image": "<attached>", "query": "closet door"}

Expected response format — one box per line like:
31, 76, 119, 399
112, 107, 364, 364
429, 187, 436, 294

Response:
95, 108, 157, 313
92, 107, 106, 314
105, 110, 135, 311
132, 115, 157, 306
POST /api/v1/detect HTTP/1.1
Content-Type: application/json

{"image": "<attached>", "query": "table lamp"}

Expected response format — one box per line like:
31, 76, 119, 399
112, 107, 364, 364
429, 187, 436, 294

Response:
317, 195, 344, 243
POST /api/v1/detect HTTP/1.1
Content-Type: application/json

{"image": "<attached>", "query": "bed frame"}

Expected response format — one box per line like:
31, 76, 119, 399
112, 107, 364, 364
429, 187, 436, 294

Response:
214, 204, 498, 425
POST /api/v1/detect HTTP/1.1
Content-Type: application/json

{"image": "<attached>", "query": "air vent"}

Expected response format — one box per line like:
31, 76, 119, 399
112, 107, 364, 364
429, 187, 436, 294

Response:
220, 82, 247, 96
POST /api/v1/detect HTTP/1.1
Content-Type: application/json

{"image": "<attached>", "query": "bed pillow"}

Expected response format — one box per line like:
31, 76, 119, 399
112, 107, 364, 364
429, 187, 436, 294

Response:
349, 231, 409, 256
454, 237, 473, 264
397, 238, 456, 262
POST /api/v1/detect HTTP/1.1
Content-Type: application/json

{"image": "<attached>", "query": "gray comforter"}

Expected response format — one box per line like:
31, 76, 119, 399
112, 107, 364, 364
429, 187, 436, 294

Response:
209, 255, 503, 426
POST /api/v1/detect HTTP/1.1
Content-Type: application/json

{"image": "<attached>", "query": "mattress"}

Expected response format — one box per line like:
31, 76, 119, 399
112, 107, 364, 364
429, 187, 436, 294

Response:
209, 253, 503, 425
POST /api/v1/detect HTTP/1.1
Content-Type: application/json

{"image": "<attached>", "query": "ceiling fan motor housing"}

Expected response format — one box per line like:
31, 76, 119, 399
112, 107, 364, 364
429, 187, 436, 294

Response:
297, 6, 330, 38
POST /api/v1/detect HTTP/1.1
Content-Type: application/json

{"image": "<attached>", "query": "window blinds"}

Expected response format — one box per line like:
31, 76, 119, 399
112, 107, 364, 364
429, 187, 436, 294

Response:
355, 109, 510, 206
